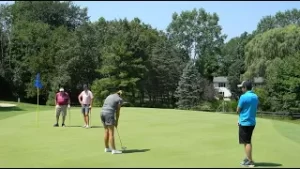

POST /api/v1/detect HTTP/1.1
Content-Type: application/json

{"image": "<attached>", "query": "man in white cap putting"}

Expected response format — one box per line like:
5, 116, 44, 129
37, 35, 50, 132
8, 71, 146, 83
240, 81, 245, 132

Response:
54, 87, 71, 127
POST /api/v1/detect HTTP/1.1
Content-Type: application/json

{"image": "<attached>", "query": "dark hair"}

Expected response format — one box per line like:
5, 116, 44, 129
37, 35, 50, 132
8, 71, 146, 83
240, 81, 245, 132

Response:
243, 81, 253, 91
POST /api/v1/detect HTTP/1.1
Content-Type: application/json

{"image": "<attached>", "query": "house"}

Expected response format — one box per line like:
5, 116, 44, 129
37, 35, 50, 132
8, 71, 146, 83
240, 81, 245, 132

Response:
213, 76, 232, 98
213, 76, 264, 98
253, 77, 264, 87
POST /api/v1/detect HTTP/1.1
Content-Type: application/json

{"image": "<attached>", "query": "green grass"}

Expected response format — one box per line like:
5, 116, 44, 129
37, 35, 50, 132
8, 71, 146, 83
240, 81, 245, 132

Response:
0, 102, 300, 167
0, 101, 52, 120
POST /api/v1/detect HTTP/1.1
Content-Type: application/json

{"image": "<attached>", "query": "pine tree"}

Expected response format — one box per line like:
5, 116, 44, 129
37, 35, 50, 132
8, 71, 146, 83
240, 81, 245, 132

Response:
175, 61, 203, 109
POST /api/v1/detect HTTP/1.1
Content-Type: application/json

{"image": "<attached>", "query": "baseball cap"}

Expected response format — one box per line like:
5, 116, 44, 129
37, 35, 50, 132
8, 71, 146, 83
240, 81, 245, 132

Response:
59, 88, 64, 92
83, 84, 88, 90
237, 80, 252, 89
117, 90, 123, 95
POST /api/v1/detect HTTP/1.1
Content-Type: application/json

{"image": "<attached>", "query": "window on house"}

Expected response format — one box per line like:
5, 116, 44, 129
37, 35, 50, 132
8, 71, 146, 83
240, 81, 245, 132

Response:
219, 83, 226, 87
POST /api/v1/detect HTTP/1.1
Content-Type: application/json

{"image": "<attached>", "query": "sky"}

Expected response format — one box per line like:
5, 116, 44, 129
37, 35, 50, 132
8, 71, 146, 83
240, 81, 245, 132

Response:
1, 1, 300, 41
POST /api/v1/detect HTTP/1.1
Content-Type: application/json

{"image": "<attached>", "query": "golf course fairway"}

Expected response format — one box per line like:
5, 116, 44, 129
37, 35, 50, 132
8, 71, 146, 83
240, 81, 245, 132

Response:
0, 102, 299, 167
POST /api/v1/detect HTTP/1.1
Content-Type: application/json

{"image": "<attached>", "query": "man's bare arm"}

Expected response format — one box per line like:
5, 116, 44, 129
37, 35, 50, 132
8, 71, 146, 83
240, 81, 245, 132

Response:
90, 92, 94, 107
78, 93, 82, 104
236, 107, 241, 114
90, 98, 93, 107
55, 94, 57, 106
68, 94, 71, 105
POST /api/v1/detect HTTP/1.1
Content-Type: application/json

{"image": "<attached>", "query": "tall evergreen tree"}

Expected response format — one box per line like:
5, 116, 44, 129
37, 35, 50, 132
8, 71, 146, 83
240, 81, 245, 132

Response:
175, 61, 203, 109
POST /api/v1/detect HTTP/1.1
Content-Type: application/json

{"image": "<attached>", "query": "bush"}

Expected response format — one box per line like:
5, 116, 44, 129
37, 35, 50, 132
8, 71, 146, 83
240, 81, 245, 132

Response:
254, 87, 271, 111
213, 100, 237, 112
228, 100, 238, 112
192, 101, 215, 112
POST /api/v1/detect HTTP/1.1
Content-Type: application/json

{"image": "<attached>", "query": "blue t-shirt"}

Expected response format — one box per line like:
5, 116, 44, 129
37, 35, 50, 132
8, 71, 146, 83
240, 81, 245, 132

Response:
238, 91, 259, 126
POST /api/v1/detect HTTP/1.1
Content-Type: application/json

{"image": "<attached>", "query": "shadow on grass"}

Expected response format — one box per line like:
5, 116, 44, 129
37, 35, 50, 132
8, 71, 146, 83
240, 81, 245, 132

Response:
67, 125, 103, 128
0, 106, 23, 112
123, 149, 150, 154
90, 126, 103, 128
255, 162, 282, 167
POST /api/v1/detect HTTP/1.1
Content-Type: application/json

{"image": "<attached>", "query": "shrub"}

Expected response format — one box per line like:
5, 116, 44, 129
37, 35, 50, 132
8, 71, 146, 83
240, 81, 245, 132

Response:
192, 101, 215, 112
254, 87, 270, 111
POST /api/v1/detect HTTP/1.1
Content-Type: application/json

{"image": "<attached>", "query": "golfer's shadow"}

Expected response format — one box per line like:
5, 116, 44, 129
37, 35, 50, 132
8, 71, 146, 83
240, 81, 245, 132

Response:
254, 162, 282, 167
123, 149, 150, 154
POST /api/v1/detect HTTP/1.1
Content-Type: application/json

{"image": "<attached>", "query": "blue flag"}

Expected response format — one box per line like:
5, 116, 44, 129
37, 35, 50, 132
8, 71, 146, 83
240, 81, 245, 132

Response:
34, 73, 43, 89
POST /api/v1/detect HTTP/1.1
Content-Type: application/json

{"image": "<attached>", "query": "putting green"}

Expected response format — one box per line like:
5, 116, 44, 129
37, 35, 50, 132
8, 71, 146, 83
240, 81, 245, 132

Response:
0, 104, 299, 167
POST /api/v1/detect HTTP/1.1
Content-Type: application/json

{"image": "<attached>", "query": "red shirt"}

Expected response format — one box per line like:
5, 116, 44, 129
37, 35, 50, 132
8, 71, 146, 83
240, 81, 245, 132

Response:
56, 92, 70, 105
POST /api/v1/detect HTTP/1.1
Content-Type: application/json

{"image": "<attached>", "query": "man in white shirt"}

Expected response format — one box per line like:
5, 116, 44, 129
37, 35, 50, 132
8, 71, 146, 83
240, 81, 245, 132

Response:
78, 84, 94, 128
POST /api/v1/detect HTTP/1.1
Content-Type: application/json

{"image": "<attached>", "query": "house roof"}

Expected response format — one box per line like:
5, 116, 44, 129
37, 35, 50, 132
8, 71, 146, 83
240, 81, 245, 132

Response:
213, 76, 228, 83
213, 76, 264, 83
254, 77, 264, 83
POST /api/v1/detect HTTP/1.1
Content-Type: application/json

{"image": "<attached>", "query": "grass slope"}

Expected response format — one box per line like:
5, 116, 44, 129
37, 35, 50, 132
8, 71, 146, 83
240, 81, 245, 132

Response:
0, 102, 299, 167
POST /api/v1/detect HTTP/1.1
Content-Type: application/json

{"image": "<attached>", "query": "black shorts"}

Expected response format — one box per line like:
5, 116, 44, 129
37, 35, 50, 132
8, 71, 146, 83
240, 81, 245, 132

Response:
100, 113, 115, 126
239, 125, 255, 144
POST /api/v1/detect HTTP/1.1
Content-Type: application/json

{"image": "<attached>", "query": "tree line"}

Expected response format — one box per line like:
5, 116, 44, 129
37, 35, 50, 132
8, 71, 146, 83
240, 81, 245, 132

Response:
0, 1, 300, 112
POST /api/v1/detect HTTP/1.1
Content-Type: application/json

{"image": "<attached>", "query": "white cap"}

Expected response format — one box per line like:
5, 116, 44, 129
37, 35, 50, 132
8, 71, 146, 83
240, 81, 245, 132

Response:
59, 88, 64, 92
237, 81, 245, 88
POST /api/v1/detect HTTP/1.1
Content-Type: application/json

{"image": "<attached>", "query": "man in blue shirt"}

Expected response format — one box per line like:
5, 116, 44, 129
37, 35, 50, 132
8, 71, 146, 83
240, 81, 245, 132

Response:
237, 80, 259, 167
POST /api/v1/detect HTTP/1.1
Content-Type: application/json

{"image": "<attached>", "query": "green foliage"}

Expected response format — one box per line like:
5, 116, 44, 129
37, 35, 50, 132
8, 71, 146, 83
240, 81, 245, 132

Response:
244, 25, 300, 79
167, 8, 226, 81
253, 87, 270, 111
256, 9, 300, 34
220, 32, 254, 94
92, 19, 150, 105
265, 53, 300, 111
192, 101, 217, 112
145, 36, 187, 107
175, 61, 204, 109
2, 1, 300, 112
192, 102, 214, 112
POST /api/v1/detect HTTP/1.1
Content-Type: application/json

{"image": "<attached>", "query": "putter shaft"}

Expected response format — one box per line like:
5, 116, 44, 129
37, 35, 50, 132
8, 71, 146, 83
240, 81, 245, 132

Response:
116, 127, 124, 148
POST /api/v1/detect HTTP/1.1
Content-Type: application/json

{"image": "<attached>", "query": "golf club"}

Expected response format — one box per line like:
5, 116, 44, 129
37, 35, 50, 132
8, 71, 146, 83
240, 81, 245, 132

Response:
89, 108, 92, 128
68, 107, 71, 126
116, 127, 127, 151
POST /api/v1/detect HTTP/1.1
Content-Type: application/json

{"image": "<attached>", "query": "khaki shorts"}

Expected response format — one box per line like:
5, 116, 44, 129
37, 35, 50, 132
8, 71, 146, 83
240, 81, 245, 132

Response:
56, 105, 68, 117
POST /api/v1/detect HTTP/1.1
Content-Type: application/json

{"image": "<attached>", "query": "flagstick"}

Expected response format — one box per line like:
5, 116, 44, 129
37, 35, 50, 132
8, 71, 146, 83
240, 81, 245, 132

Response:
36, 88, 39, 127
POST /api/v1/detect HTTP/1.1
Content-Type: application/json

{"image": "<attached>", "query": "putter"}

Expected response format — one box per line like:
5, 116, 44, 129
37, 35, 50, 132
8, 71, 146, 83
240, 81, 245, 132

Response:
68, 107, 71, 126
116, 127, 127, 151
89, 108, 92, 128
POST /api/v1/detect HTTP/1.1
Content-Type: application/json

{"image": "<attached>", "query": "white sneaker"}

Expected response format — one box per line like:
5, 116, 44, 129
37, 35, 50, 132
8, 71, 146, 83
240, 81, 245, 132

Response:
104, 148, 112, 152
82, 125, 86, 128
112, 150, 122, 154
85, 125, 89, 128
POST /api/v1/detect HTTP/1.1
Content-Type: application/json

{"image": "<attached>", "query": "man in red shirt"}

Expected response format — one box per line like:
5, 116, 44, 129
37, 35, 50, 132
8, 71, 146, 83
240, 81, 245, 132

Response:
54, 87, 71, 127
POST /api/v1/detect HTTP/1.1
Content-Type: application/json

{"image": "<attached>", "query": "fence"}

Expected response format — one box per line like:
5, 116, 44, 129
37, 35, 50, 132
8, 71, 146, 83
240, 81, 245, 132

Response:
257, 110, 300, 120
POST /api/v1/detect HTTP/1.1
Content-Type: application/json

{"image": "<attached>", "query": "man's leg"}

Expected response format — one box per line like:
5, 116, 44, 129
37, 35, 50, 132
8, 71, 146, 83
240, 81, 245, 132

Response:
61, 105, 67, 126
82, 106, 87, 127
239, 126, 255, 167
245, 143, 252, 161
245, 126, 255, 162
54, 106, 61, 126
84, 106, 89, 127
85, 106, 90, 127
